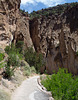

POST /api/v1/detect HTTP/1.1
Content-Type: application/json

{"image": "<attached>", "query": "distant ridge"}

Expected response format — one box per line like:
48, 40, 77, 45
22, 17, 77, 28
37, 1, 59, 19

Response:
29, 2, 78, 19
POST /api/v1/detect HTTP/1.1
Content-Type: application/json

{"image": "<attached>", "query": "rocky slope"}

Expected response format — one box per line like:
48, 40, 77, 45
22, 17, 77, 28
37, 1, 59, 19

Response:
30, 4, 78, 74
0, 0, 33, 50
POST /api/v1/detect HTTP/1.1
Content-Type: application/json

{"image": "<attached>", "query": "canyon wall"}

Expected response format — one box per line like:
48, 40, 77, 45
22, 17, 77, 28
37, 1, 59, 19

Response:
0, 0, 33, 51
30, 4, 78, 74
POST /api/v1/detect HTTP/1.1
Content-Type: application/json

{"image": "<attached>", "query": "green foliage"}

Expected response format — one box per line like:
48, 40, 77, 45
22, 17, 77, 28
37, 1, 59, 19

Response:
4, 43, 22, 79
4, 45, 11, 54
5, 44, 17, 54
7, 53, 19, 67
4, 43, 43, 77
5, 43, 23, 60
24, 47, 44, 72
0, 53, 4, 61
0, 62, 6, 69
20, 9, 29, 16
31, 66, 36, 73
16, 41, 24, 54
41, 68, 78, 100
5, 65, 14, 79
23, 65, 31, 76
76, 51, 78, 56
4, 53, 20, 79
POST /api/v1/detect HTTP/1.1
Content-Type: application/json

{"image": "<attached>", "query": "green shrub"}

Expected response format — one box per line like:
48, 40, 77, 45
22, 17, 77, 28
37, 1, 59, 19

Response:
4, 46, 11, 54
24, 47, 44, 73
41, 68, 78, 100
0, 53, 4, 61
0, 62, 6, 69
16, 41, 24, 54
23, 66, 36, 76
4, 53, 20, 79
5, 44, 17, 56
7, 53, 19, 67
23, 65, 31, 76
31, 66, 36, 73
5, 43, 23, 60
4, 43, 24, 79
5, 65, 14, 79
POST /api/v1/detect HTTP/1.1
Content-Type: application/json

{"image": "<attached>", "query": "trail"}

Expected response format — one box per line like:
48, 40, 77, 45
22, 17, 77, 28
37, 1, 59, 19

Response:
11, 76, 49, 100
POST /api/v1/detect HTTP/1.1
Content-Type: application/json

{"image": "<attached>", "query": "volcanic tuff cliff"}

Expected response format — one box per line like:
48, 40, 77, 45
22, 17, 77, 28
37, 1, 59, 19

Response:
30, 4, 78, 74
0, 0, 78, 74
0, 0, 33, 50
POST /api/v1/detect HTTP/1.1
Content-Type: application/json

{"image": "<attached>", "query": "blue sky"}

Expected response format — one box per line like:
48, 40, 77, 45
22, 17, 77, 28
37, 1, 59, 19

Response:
20, 0, 78, 13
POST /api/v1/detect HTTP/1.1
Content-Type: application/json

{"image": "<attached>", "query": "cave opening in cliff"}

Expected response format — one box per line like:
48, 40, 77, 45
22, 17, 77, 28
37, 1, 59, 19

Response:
16, 33, 24, 43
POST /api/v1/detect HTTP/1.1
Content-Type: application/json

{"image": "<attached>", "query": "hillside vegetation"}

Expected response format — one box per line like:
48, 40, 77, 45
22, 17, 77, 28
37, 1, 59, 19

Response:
41, 68, 78, 100
29, 2, 78, 19
0, 41, 44, 79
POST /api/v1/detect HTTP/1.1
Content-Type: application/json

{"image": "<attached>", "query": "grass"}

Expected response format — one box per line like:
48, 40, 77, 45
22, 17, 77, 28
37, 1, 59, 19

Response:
23, 65, 36, 76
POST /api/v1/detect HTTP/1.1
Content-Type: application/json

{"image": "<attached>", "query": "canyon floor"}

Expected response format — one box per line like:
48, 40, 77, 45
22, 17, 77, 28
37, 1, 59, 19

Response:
11, 76, 50, 100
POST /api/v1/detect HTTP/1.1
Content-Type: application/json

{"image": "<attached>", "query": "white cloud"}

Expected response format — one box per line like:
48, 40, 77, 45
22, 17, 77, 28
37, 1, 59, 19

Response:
21, 0, 65, 7
21, 0, 35, 4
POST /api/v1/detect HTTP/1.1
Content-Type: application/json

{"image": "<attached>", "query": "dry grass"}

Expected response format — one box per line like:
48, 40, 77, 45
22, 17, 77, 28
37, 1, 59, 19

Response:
0, 89, 10, 100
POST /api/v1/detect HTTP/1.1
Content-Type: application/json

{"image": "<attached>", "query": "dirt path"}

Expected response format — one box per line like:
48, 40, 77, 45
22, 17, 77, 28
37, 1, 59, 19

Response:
11, 76, 49, 100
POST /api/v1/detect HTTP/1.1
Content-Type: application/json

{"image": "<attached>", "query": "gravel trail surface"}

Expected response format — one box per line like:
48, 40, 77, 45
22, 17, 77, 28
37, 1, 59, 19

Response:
11, 76, 49, 100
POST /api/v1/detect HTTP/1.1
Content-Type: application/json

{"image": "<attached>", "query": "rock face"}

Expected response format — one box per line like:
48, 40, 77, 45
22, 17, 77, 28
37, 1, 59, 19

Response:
0, 0, 33, 50
30, 4, 78, 74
